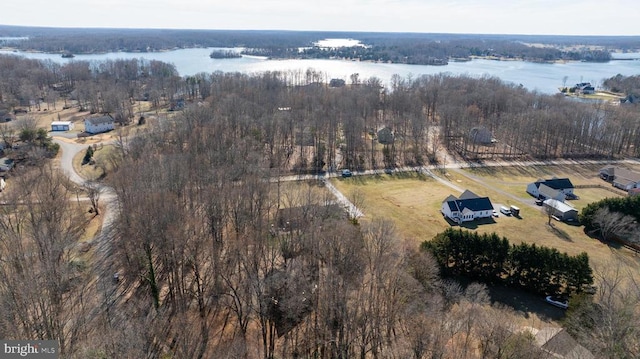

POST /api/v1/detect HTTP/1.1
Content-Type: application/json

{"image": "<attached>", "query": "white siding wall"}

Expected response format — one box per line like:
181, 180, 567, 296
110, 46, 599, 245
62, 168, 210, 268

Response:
85, 120, 115, 134
441, 203, 453, 219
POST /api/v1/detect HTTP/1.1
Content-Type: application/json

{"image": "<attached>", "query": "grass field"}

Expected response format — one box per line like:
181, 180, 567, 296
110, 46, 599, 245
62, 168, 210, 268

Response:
73, 144, 118, 181
331, 165, 640, 285
333, 172, 449, 241
457, 163, 629, 211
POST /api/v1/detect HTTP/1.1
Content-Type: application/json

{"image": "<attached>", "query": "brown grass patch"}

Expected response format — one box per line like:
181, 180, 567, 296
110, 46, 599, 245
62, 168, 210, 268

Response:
332, 173, 453, 241
73, 144, 117, 181
331, 167, 640, 286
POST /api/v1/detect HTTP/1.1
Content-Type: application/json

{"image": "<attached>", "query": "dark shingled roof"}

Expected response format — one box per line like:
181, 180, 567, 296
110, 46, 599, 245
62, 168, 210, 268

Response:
534, 178, 574, 190
444, 191, 494, 213
455, 197, 494, 212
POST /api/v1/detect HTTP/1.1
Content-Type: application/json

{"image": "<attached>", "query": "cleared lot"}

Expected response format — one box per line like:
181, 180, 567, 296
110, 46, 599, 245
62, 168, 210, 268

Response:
331, 165, 640, 283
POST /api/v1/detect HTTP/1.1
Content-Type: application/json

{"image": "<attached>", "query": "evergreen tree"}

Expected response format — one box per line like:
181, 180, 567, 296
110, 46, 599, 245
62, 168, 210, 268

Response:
83, 146, 94, 165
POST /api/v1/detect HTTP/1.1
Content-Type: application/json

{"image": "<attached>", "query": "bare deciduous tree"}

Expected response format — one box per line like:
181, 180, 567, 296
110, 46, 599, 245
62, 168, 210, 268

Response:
591, 207, 637, 241
0, 165, 92, 356
83, 180, 103, 215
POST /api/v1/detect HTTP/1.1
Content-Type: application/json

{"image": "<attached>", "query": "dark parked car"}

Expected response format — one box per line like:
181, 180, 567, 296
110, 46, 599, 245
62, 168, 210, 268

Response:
341, 169, 353, 178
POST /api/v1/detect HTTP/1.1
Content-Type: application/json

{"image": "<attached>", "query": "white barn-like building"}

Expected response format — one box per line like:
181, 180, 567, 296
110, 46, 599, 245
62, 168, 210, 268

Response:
84, 115, 115, 134
543, 199, 579, 222
51, 121, 74, 131
527, 178, 575, 199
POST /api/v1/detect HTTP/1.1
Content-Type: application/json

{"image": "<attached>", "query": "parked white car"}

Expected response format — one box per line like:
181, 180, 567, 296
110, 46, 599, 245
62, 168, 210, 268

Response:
545, 295, 568, 309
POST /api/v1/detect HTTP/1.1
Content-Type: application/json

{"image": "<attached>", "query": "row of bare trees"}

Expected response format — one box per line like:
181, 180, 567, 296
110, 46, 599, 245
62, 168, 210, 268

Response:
3, 54, 640, 168
0, 55, 180, 123
0, 165, 92, 354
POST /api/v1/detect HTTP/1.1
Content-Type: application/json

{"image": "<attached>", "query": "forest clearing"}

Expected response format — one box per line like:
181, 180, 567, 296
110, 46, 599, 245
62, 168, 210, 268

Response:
331, 164, 640, 288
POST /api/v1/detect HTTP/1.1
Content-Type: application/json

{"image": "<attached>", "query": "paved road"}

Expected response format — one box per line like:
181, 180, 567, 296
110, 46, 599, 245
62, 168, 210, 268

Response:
54, 138, 86, 185
55, 130, 640, 231
53, 137, 120, 291
272, 157, 639, 219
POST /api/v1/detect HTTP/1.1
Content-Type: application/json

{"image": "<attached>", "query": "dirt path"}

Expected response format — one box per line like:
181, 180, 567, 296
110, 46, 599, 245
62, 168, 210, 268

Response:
321, 178, 364, 219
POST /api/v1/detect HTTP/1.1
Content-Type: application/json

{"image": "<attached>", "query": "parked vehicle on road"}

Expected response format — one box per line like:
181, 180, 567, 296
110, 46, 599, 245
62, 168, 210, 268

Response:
545, 295, 568, 309
341, 169, 353, 178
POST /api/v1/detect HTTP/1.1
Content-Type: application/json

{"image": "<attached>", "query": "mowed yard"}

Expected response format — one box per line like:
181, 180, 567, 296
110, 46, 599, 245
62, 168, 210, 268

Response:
331, 164, 640, 284
456, 162, 634, 212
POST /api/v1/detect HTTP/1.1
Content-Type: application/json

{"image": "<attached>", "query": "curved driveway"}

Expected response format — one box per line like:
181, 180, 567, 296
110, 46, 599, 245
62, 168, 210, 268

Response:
53, 137, 120, 285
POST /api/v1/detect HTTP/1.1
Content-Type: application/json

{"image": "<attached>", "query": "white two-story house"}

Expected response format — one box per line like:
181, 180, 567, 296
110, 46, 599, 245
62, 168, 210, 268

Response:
441, 190, 495, 224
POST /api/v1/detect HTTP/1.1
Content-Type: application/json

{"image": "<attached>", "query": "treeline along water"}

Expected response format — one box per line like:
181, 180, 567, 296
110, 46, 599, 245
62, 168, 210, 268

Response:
1, 48, 639, 94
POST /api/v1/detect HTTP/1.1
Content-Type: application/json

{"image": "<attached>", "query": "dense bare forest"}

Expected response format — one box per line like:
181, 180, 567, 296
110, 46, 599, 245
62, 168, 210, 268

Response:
1, 54, 640, 358
2, 54, 640, 171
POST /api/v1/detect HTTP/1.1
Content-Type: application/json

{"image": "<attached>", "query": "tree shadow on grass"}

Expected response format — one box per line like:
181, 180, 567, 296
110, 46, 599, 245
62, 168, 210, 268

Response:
448, 277, 566, 321
545, 223, 573, 242
487, 283, 566, 321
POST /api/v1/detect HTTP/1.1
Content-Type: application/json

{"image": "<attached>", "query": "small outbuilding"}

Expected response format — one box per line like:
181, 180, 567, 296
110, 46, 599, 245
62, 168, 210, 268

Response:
543, 199, 578, 222
0, 110, 14, 122
51, 121, 74, 131
377, 127, 394, 145
469, 127, 494, 145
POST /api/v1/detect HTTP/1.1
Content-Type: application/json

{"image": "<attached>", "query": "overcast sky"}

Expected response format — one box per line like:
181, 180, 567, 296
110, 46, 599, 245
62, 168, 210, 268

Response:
3, 0, 638, 36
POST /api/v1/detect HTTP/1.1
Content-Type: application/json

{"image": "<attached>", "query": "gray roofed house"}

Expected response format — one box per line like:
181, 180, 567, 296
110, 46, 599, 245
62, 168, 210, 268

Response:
84, 115, 115, 134
533, 327, 594, 359
629, 188, 640, 197
600, 166, 640, 191
469, 127, 494, 145
458, 189, 480, 200
538, 183, 566, 202
527, 178, 575, 199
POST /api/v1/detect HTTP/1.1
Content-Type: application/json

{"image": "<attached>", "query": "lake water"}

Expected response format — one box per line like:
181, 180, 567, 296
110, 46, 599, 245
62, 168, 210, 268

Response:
1, 47, 639, 94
